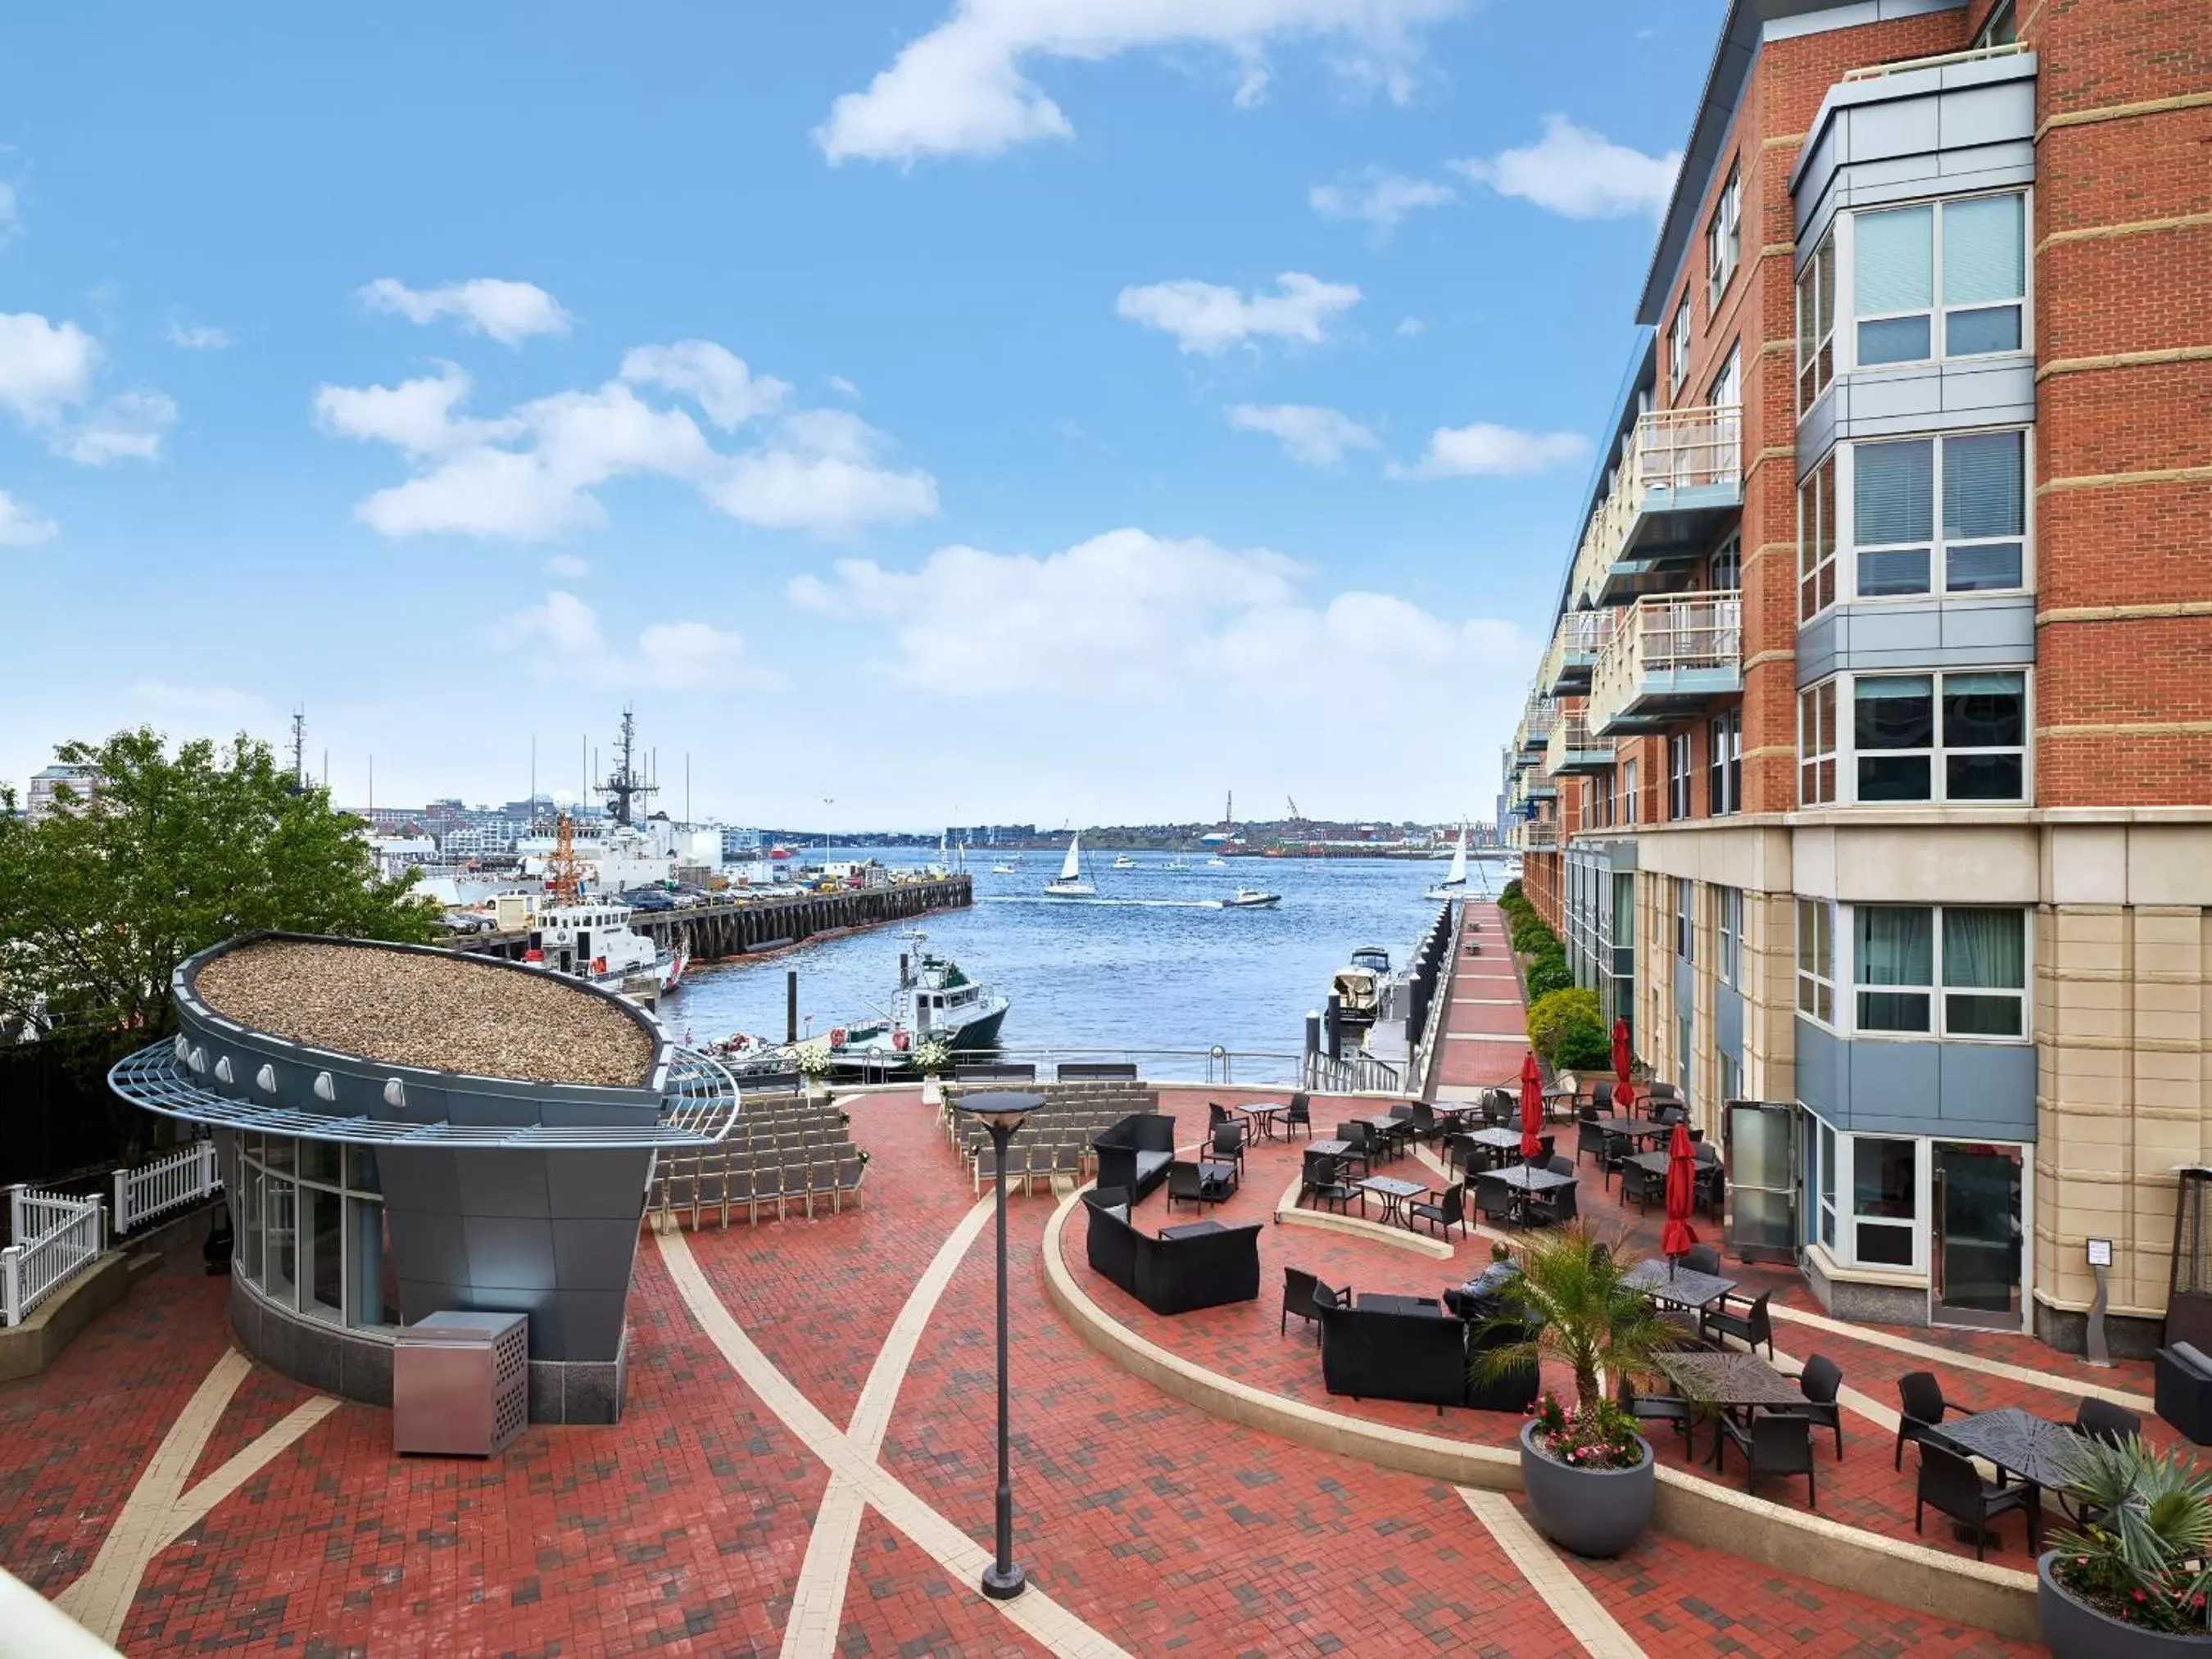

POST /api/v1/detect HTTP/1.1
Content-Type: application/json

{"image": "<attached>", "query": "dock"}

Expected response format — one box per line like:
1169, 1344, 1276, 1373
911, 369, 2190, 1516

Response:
456, 876, 973, 968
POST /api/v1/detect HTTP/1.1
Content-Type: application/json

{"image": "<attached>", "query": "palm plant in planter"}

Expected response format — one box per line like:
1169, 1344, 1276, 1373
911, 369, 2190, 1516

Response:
1469, 1225, 1701, 1557
2041, 1435, 2212, 1656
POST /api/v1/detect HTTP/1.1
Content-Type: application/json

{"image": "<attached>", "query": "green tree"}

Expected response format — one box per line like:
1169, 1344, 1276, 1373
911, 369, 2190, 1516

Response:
0, 728, 440, 1045
1527, 986, 1602, 1064
1552, 1014, 1613, 1072
1470, 1225, 1698, 1414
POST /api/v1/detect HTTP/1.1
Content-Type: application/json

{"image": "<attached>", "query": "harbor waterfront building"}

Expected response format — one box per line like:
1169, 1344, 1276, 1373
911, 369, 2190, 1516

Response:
1504, 0, 2210, 1353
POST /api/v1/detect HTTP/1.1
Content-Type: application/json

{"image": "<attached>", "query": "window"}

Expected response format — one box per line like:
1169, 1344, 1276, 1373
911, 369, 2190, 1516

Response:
1669, 298, 1692, 398
1798, 451, 1837, 619
1816, 1118, 1838, 1250
1975, 0, 2017, 47
1708, 532, 1741, 593
1708, 709, 1741, 815
1853, 194, 2027, 368
1668, 732, 1693, 820
1796, 229, 1837, 410
1675, 1012, 1693, 1108
1622, 759, 1639, 825
1707, 343, 1741, 417
1796, 897, 1834, 1023
1852, 1137, 1918, 1266
1799, 680, 1838, 805
1675, 877, 1695, 962
1707, 160, 1741, 310
1852, 431, 2027, 598
1853, 670, 2027, 802
1717, 886, 1742, 987
1852, 904, 2028, 1036
234, 1133, 395, 1327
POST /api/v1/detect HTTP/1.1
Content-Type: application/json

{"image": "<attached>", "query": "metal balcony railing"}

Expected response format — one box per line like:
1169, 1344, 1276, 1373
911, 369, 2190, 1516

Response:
1571, 404, 1743, 605
1544, 710, 1614, 777
1842, 41, 2025, 80
1586, 590, 1743, 735
1542, 610, 1618, 694
1512, 818, 1559, 854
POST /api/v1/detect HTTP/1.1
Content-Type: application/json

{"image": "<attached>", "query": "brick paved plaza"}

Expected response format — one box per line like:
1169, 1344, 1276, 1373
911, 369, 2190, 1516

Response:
0, 904, 2150, 1654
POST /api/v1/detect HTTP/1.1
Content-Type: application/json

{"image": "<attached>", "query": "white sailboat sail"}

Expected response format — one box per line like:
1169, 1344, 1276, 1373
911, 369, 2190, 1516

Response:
1445, 825, 1468, 886
1058, 834, 1082, 882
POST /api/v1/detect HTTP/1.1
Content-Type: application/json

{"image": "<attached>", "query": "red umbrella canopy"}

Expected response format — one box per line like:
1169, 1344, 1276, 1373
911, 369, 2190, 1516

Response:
1519, 1051, 1543, 1163
1611, 1017, 1635, 1115
1661, 1120, 1699, 1258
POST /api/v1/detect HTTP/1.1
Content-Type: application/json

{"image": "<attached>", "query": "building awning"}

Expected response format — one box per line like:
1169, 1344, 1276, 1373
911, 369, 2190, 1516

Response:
109, 1042, 743, 1149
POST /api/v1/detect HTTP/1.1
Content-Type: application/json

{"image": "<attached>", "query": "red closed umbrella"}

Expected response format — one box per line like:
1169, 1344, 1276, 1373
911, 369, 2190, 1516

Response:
1519, 1051, 1543, 1163
1611, 1017, 1635, 1116
1661, 1120, 1699, 1270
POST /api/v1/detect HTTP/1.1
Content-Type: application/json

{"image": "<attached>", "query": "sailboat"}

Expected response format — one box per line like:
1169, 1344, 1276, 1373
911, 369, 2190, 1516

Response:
1044, 831, 1096, 897
1424, 823, 1471, 901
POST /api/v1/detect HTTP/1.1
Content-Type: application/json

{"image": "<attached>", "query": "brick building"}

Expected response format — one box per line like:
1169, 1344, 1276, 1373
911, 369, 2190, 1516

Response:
1503, 0, 2210, 1353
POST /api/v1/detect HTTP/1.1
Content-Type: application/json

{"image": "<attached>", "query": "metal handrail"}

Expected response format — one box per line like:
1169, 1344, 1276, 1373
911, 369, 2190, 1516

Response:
1843, 41, 2025, 79
1571, 403, 1743, 604
836, 1044, 1321, 1088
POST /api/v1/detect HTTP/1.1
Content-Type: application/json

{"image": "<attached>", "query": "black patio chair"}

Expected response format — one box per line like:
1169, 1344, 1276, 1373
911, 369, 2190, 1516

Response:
1407, 1101, 1439, 1142
1473, 1173, 1516, 1228
1915, 1442, 2028, 1562
1695, 1162, 1726, 1219
1210, 1120, 1248, 1176
1531, 1179, 1578, 1226
1797, 1353, 1845, 1457
1706, 1288, 1774, 1358
1208, 1100, 1233, 1134
1599, 1130, 1633, 1190
1442, 1131, 1483, 1177
1619, 1161, 1664, 1215
2075, 1396, 2141, 1447
1719, 1411, 1816, 1507
1409, 1182, 1468, 1242
1682, 1244, 1722, 1276
1617, 1375, 1693, 1444
1895, 1371, 1976, 1471
1335, 1122, 1376, 1176
1575, 1119, 1607, 1170
1284, 1092, 1313, 1140
1166, 1159, 1211, 1213
1589, 1081, 1613, 1115
1281, 1266, 1335, 1343
1301, 1151, 1358, 1215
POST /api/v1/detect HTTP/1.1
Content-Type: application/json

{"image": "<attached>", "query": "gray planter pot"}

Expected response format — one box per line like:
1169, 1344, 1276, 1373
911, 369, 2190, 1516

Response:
2039, 1552, 2212, 1657
1519, 1421, 1655, 1558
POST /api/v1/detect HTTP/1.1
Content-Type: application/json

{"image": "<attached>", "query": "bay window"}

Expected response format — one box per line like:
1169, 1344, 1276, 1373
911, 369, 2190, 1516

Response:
1799, 679, 1838, 805
1852, 193, 2027, 368
1853, 670, 2027, 803
1809, 1115, 1926, 1271
1852, 904, 2027, 1037
1796, 897, 1834, 1024
1799, 451, 1837, 619
1796, 229, 1836, 410
1852, 431, 2027, 599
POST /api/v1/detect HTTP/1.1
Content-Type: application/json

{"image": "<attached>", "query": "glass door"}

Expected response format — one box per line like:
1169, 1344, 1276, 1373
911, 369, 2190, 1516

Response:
1725, 1100, 1799, 1262
1933, 1141, 2023, 1328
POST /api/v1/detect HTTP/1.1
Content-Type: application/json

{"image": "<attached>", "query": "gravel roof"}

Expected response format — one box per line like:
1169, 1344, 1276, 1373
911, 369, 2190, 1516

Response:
193, 940, 656, 1088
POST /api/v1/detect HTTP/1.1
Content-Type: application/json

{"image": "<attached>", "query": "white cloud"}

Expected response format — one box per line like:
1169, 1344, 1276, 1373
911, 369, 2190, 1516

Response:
57, 391, 177, 465
1395, 315, 1426, 336
358, 278, 572, 346
490, 590, 777, 689
0, 489, 57, 546
787, 528, 1527, 710
1391, 420, 1589, 479
1308, 168, 1455, 230
319, 347, 936, 540
1453, 116, 1680, 220
619, 340, 789, 430
816, 0, 1463, 163
129, 682, 275, 727
1116, 272, 1359, 355
546, 553, 591, 579
827, 375, 860, 399
0, 311, 97, 424
1226, 403, 1378, 466
165, 319, 231, 351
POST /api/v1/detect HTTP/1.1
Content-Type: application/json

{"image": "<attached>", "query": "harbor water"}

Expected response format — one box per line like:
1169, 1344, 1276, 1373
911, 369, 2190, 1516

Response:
662, 850, 1492, 1077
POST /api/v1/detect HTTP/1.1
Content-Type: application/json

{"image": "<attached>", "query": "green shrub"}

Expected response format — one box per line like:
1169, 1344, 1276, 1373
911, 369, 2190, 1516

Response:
1527, 987, 1602, 1063
1510, 912, 1558, 954
1500, 878, 1524, 906
1525, 952, 1575, 1000
1552, 1014, 1612, 1072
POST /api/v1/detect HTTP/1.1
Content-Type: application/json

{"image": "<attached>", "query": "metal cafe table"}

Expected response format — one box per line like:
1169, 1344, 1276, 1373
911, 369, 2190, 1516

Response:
1937, 1407, 2086, 1553
1655, 1349, 1806, 1467
1355, 1175, 1429, 1228
1460, 1126, 1539, 1172
1238, 1100, 1290, 1140
1486, 1162, 1575, 1224
1594, 1117, 1675, 1145
1622, 1257, 1738, 1316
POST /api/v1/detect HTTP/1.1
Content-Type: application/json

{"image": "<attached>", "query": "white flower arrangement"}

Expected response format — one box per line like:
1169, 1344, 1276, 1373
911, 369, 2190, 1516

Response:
913, 1037, 955, 1077
791, 1040, 836, 1079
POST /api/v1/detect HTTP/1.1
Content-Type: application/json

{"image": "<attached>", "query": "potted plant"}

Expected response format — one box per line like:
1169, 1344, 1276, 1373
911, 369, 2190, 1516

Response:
913, 1037, 955, 1106
793, 1040, 835, 1102
2041, 1435, 2212, 1656
1469, 1225, 1698, 1557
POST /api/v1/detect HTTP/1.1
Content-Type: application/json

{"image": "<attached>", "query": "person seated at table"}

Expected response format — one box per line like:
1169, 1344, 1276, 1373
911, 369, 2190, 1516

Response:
1444, 1243, 1521, 1319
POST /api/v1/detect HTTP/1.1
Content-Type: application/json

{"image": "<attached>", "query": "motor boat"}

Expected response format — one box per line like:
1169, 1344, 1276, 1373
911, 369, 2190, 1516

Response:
1424, 823, 1471, 901
1044, 832, 1096, 897
1330, 945, 1396, 1030
1215, 887, 1281, 909
1111, 854, 1137, 869
827, 931, 1009, 1078
1163, 857, 1190, 872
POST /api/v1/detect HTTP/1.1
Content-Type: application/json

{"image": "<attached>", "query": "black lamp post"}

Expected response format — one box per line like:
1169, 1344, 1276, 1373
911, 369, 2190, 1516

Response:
953, 1088, 1040, 1600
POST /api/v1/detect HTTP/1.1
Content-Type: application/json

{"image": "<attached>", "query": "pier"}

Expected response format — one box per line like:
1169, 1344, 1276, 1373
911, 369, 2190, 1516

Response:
457, 875, 972, 967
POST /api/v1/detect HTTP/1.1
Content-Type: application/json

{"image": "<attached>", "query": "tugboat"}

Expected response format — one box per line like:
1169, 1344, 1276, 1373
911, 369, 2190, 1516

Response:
827, 931, 1010, 1078
520, 816, 687, 996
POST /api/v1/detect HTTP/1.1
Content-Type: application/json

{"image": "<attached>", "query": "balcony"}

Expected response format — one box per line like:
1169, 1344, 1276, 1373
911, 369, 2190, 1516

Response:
1586, 591, 1743, 737
1512, 697, 1559, 769
1544, 710, 1615, 777
1840, 40, 2026, 81
1541, 610, 1617, 696
1570, 404, 1743, 609
1512, 817, 1560, 854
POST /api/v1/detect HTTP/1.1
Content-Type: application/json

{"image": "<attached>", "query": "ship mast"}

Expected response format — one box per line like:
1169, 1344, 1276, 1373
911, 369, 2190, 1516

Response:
544, 811, 584, 906
596, 705, 658, 828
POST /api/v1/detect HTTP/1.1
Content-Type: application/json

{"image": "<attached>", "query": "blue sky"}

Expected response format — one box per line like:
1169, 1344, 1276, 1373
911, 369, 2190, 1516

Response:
0, 0, 1723, 829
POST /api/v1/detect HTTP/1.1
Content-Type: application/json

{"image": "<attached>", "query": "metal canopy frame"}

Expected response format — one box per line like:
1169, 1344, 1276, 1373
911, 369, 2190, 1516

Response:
109, 1042, 742, 1149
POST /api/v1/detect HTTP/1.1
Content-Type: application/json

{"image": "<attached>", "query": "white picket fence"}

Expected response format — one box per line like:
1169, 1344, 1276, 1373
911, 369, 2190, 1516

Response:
112, 1140, 221, 1235
2, 1186, 106, 1328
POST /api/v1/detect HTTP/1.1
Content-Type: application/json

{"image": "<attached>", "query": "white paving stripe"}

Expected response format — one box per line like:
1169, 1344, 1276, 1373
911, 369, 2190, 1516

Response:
1445, 1032, 1528, 1043
780, 1196, 995, 1659
656, 1226, 1131, 1659
54, 1350, 338, 1645
1457, 1489, 1648, 1658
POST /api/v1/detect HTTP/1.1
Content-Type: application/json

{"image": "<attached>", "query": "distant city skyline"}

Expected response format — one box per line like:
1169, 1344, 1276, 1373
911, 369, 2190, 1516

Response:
2, 1, 1723, 823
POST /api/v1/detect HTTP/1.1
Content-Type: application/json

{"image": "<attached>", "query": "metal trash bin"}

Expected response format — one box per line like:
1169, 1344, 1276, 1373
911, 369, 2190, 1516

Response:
392, 1311, 529, 1457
